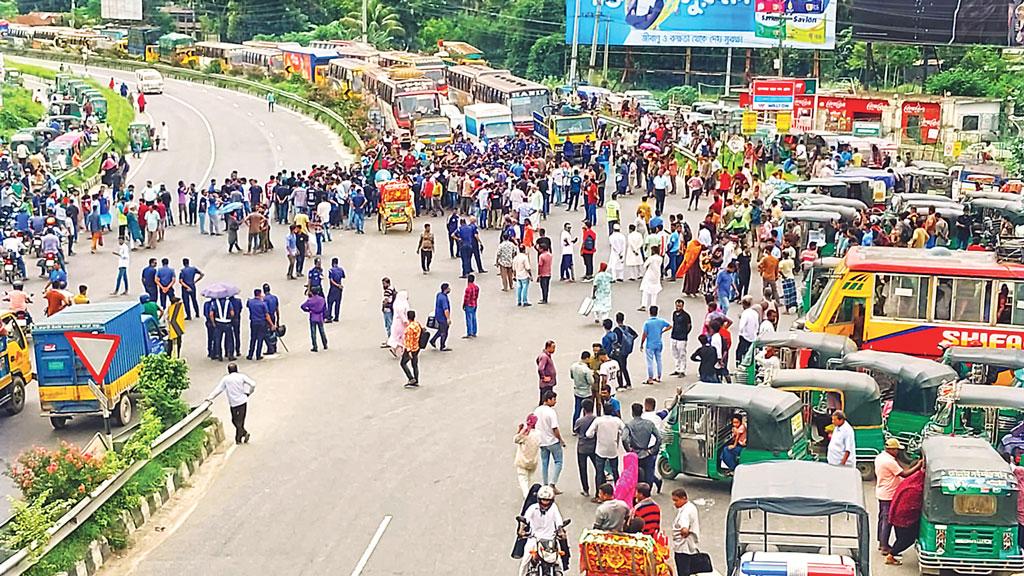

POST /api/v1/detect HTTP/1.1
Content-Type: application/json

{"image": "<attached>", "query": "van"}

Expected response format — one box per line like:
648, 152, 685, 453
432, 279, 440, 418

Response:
135, 68, 163, 94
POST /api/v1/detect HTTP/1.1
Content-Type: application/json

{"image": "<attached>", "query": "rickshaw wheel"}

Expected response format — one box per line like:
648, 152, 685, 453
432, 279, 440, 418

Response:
406, 221, 412, 233
657, 455, 679, 480
382, 223, 388, 235
856, 461, 875, 482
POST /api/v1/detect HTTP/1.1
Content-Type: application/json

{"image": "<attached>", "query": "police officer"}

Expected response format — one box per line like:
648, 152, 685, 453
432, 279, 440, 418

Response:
180, 258, 205, 320
209, 296, 235, 361
245, 289, 274, 361
307, 257, 324, 295
229, 294, 242, 359
156, 258, 176, 308
204, 297, 216, 359
326, 257, 345, 323
262, 283, 280, 355
141, 258, 158, 302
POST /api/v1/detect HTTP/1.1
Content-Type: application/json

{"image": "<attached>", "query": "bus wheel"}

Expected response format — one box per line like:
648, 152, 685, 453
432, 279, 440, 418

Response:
657, 455, 679, 480
113, 394, 132, 426
50, 416, 69, 429
856, 462, 875, 482
3, 375, 25, 416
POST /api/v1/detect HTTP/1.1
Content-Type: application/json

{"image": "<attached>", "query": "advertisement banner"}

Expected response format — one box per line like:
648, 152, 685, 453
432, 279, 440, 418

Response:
566, 0, 837, 48
742, 110, 758, 135
854, 0, 1015, 46
101, 0, 142, 20
776, 112, 792, 134
751, 79, 796, 111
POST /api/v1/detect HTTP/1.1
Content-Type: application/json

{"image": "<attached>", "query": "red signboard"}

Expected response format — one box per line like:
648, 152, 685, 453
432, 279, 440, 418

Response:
751, 79, 797, 111
66, 332, 120, 384
901, 101, 941, 144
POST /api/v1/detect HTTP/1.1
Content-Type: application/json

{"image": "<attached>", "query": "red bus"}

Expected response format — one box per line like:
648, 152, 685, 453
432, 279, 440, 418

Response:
377, 51, 447, 97
363, 68, 441, 131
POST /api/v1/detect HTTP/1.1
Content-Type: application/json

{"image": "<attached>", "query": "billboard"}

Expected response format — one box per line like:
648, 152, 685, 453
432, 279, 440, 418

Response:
101, 0, 142, 20
853, 0, 1016, 46
566, 0, 837, 49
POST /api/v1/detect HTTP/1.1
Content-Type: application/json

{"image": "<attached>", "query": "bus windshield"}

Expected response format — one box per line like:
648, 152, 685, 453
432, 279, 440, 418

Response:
396, 94, 440, 118
422, 69, 445, 84
509, 94, 548, 123
554, 116, 595, 136
805, 276, 836, 325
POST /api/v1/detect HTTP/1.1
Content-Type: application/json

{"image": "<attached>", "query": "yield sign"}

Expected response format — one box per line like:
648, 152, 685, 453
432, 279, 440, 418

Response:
66, 332, 121, 384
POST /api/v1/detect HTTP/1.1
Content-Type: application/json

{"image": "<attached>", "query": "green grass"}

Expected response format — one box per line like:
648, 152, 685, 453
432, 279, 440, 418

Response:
6, 62, 56, 81
0, 84, 45, 141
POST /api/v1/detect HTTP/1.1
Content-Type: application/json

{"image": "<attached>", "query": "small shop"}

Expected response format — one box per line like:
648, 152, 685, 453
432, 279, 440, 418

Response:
900, 100, 941, 144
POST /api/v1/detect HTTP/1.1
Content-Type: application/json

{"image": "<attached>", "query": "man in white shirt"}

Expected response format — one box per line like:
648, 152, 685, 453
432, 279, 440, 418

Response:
598, 352, 620, 389
827, 410, 856, 467
113, 237, 130, 295
671, 488, 701, 575
586, 406, 624, 492
142, 181, 157, 203
641, 396, 663, 428
559, 222, 576, 282
736, 296, 760, 368
533, 391, 566, 490
206, 363, 256, 444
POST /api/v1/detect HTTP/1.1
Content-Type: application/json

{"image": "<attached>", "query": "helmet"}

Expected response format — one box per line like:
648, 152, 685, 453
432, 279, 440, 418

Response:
139, 294, 150, 303
537, 485, 555, 501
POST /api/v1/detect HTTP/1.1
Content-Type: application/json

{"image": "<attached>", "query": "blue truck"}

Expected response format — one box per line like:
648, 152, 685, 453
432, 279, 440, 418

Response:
33, 302, 163, 429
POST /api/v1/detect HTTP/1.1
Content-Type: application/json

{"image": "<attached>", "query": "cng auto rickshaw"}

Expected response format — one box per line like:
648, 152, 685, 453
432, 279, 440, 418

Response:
799, 195, 868, 212
45, 115, 82, 134
10, 131, 40, 155
47, 99, 81, 119
769, 369, 884, 480
802, 257, 841, 314
87, 95, 107, 122
65, 79, 87, 100
726, 461, 869, 576
737, 331, 857, 385
941, 346, 1024, 387
377, 179, 413, 234
833, 350, 958, 450
782, 209, 844, 256
918, 436, 1024, 575
657, 383, 808, 483
128, 121, 153, 152
54, 73, 72, 94
4, 69, 22, 87
928, 383, 1024, 455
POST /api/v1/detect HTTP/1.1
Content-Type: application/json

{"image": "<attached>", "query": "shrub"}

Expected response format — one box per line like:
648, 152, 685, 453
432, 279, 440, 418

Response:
6, 443, 109, 504
204, 60, 223, 75
3, 491, 70, 558
137, 354, 190, 430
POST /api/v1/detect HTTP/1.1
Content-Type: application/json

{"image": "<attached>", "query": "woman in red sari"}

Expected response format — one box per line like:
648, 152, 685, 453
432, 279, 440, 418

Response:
679, 238, 703, 296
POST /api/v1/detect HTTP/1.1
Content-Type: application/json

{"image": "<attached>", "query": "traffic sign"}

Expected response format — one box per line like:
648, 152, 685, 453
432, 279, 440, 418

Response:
167, 300, 185, 340
66, 332, 120, 384
742, 111, 758, 135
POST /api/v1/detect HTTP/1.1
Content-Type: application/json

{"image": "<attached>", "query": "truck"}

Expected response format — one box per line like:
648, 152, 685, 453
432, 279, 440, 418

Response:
33, 302, 164, 430
532, 104, 597, 152
0, 311, 34, 418
463, 103, 515, 141
412, 115, 453, 150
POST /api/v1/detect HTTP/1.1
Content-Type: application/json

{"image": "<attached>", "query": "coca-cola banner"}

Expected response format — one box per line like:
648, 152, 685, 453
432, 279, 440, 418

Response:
901, 101, 941, 144
854, 0, 1015, 46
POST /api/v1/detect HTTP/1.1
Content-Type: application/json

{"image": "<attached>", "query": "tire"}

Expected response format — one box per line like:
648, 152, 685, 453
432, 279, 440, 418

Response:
406, 221, 412, 233
382, 223, 388, 235
857, 462, 875, 482
3, 375, 25, 416
112, 393, 132, 426
657, 455, 679, 480
50, 416, 69, 429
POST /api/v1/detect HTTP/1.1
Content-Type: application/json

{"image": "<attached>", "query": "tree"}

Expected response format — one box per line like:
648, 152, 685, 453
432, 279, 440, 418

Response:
339, 0, 404, 49
416, 17, 459, 51
527, 34, 564, 81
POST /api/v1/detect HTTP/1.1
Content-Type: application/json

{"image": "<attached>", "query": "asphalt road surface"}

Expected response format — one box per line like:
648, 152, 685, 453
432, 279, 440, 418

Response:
0, 58, 915, 575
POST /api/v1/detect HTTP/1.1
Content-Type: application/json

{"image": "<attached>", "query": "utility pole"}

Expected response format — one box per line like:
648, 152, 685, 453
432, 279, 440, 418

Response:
602, 19, 610, 80
776, 12, 789, 78
568, 0, 582, 85
70, 0, 76, 28
361, 0, 368, 43
725, 47, 733, 96
587, 0, 604, 82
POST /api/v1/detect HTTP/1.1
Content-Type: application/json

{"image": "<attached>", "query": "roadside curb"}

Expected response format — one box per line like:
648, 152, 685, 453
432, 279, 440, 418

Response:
51, 419, 225, 576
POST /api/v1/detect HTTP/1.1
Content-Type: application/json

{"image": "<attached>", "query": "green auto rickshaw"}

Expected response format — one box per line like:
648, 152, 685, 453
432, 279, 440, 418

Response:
942, 346, 1024, 387
802, 256, 842, 314
54, 73, 72, 94
769, 368, 884, 480
737, 331, 857, 385
833, 350, 958, 451
782, 209, 844, 257
128, 122, 153, 152
86, 95, 107, 122
918, 436, 1024, 575
65, 80, 87, 100
4, 69, 22, 87
47, 100, 82, 119
928, 382, 1024, 449
79, 88, 102, 105
657, 383, 808, 483
10, 131, 40, 155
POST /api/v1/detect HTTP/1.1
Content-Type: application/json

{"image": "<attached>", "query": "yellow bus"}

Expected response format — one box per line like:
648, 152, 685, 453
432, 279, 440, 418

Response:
195, 41, 244, 70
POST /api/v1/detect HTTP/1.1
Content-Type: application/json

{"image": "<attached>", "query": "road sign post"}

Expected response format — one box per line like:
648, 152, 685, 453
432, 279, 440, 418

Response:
66, 332, 122, 442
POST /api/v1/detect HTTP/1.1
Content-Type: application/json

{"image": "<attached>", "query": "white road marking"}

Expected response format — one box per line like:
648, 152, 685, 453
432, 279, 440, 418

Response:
350, 515, 392, 576
161, 93, 217, 184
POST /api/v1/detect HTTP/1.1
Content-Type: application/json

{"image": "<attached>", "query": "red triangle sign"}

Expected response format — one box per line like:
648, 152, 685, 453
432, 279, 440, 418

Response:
66, 332, 121, 384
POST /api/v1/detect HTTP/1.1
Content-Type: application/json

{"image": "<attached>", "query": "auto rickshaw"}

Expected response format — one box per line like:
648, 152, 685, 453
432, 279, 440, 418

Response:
10, 131, 40, 155
54, 73, 72, 94
769, 369, 884, 480
4, 69, 22, 87
918, 436, 1024, 575
45, 115, 82, 134
737, 331, 857, 385
657, 383, 808, 483
928, 382, 1024, 452
79, 88, 102, 105
47, 99, 82, 119
941, 346, 1024, 387
65, 79, 88, 100
377, 179, 413, 234
86, 95, 107, 122
833, 350, 958, 450
726, 461, 869, 576
799, 194, 868, 212
128, 122, 153, 152
802, 256, 841, 314
45, 132, 84, 170
781, 209, 844, 256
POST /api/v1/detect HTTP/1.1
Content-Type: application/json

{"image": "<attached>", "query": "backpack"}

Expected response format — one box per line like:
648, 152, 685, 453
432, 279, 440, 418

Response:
615, 325, 637, 355
417, 325, 430, 349
583, 234, 595, 252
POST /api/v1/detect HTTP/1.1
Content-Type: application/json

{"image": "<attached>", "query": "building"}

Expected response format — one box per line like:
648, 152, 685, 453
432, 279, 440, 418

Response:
160, 5, 197, 35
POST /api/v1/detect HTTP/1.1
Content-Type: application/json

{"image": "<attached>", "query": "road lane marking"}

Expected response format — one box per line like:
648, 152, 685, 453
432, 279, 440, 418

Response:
161, 93, 217, 184
350, 515, 392, 576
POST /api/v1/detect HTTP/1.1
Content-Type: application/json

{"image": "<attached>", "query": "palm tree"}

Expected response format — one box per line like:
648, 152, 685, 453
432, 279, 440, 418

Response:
340, 0, 405, 49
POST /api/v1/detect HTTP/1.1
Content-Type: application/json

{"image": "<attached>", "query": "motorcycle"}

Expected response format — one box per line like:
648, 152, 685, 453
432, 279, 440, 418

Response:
2, 253, 15, 285
516, 516, 570, 576
14, 309, 31, 340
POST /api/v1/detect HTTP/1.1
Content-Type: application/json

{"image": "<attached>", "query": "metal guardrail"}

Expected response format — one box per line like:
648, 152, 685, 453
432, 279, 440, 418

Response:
2, 48, 365, 152
0, 400, 213, 575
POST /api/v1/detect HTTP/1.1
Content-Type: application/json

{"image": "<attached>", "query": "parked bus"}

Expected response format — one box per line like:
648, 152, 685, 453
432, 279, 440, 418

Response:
803, 246, 1024, 357
55, 29, 102, 51
157, 33, 195, 66
445, 64, 507, 109
127, 26, 161, 57
436, 40, 486, 66
326, 58, 374, 97
378, 51, 447, 96
230, 46, 284, 74
473, 73, 550, 132
195, 41, 244, 70
364, 67, 441, 131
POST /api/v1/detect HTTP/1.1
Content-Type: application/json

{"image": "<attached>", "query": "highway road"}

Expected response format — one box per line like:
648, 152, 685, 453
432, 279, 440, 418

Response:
0, 58, 915, 575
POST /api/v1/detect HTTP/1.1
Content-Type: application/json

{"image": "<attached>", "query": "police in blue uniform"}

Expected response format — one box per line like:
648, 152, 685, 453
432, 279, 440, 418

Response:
246, 289, 272, 361
179, 258, 204, 320
156, 258, 176, 308
203, 298, 215, 359
209, 296, 235, 361
141, 258, 158, 302
229, 295, 242, 358
326, 258, 345, 323
307, 258, 324, 293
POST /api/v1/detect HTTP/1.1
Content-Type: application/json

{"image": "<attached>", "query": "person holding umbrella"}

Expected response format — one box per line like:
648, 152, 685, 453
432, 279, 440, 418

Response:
202, 282, 241, 361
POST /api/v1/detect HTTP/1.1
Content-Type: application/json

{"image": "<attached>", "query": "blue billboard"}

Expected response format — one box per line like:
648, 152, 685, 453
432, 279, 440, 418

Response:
566, 0, 837, 49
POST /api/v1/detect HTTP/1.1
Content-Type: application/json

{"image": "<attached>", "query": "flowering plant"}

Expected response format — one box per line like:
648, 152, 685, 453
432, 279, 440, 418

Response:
6, 442, 109, 504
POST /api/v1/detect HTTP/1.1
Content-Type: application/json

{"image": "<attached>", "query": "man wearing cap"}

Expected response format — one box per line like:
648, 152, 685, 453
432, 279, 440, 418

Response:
874, 438, 923, 556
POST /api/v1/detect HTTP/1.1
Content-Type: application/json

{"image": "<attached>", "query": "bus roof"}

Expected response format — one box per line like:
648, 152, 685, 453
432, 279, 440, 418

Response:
281, 46, 338, 58
195, 41, 244, 51
844, 246, 1024, 280
329, 57, 373, 71
476, 73, 548, 93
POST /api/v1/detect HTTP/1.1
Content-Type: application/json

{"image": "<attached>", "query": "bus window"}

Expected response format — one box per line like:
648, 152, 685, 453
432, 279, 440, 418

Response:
874, 274, 929, 320
936, 278, 992, 324
996, 282, 1018, 325
830, 296, 865, 345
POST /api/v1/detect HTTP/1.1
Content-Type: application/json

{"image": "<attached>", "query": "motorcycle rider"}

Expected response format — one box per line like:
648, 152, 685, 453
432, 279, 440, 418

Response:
517, 485, 570, 575
2, 231, 26, 280
4, 282, 32, 325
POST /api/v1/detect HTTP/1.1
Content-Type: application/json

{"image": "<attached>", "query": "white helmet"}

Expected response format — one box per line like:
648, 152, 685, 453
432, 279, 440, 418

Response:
537, 485, 555, 500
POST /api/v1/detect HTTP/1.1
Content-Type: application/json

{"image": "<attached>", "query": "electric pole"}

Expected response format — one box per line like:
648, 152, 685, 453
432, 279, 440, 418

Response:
587, 0, 603, 83
568, 0, 582, 85
776, 12, 790, 77
361, 0, 368, 43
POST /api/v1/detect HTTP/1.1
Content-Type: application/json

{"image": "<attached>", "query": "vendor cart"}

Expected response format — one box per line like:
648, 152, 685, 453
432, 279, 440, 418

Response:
579, 529, 672, 576
377, 179, 413, 234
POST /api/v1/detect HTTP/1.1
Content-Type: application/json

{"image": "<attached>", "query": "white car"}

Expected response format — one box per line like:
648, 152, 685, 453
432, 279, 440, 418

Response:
135, 69, 164, 95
